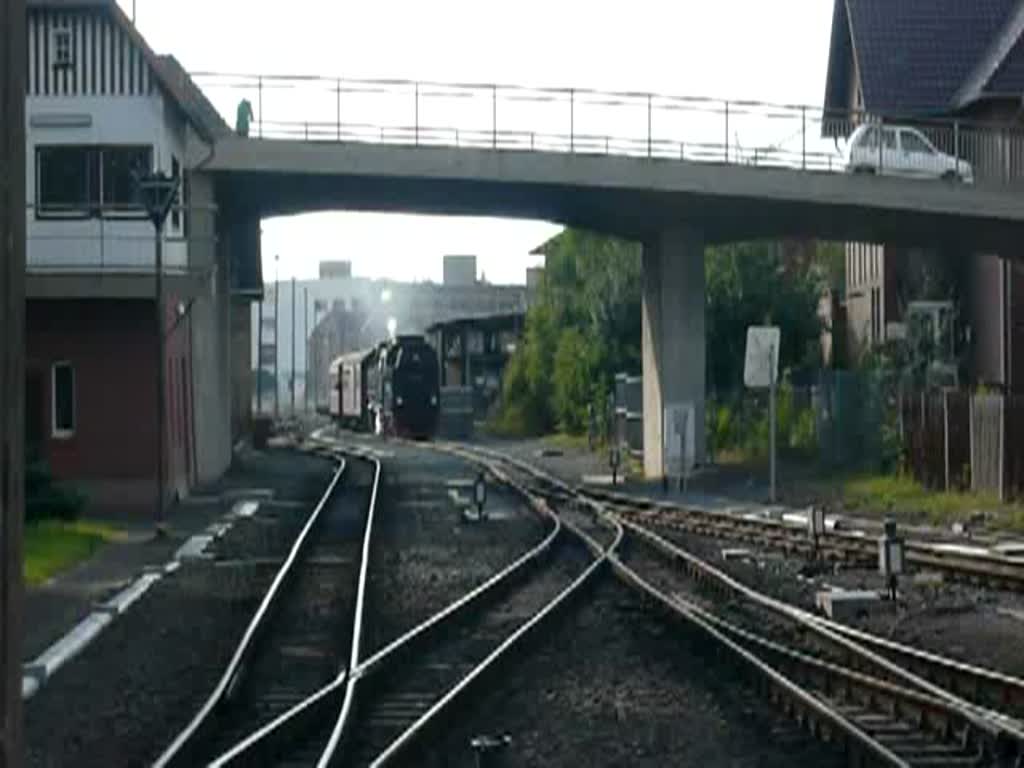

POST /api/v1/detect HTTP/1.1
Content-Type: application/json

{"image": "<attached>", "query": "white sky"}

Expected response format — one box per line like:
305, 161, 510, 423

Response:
121, 0, 836, 284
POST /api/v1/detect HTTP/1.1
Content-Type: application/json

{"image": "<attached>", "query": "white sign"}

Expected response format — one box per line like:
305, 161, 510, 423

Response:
743, 326, 781, 389
663, 402, 695, 477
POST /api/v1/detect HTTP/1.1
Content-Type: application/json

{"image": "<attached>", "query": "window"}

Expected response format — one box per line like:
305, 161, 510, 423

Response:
51, 362, 75, 438
52, 28, 71, 69
171, 156, 182, 231
881, 128, 897, 149
102, 146, 152, 215
901, 130, 934, 154
36, 145, 152, 218
36, 146, 97, 217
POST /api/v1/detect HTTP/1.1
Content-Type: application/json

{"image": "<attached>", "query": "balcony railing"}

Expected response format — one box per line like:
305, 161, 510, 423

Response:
194, 72, 1024, 186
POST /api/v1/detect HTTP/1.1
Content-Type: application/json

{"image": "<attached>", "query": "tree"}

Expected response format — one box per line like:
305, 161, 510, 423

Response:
498, 230, 831, 436
705, 241, 825, 394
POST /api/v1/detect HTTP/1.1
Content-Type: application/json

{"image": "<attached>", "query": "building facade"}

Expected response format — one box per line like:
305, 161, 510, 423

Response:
23, 0, 241, 515
824, 0, 1024, 388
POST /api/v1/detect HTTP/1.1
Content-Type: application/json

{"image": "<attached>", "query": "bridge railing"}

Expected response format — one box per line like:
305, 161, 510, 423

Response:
193, 73, 1024, 186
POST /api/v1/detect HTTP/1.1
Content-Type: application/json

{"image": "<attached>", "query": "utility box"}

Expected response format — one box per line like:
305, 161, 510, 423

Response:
252, 416, 272, 449
614, 372, 643, 456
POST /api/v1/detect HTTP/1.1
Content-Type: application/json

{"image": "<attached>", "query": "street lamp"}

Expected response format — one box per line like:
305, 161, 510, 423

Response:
137, 169, 180, 534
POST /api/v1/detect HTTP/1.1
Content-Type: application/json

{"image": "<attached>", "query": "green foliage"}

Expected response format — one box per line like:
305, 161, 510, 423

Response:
840, 473, 1022, 527
25, 460, 87, 523
497, 230, 834, 443
496, 230, 641, 436
707, 384, 818, 462
25, 520, 114, 586
706, 241, 826, 394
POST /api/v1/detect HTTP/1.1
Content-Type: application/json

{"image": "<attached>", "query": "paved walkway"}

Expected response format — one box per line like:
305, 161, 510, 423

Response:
23, 443, 314, 662
24, 497, 228, 661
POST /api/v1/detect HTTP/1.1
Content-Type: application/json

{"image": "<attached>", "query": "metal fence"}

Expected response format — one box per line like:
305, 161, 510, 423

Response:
194, 71, 1024, 186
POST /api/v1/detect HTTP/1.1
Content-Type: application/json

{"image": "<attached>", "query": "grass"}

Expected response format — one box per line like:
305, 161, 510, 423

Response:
24, 520, 118, 586
837, 472, 1024, 529
541, 432, 594, 452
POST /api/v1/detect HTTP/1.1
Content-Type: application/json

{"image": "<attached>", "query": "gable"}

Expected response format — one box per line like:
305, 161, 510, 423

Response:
849, 0, 1015, 115
28, 6, 156, 97
824, 0, 1023, 118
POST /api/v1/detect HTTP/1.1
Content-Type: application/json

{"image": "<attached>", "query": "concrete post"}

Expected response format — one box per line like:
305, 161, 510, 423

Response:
642, 226, 706, 478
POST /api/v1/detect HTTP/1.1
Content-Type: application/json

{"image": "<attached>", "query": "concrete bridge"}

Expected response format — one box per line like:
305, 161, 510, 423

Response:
198, 74, 1024, 476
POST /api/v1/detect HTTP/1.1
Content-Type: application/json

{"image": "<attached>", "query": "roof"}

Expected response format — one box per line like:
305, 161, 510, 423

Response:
824, 0, 1024, 117
425, 311, 526, 334
27, 0, 223, 142
155, 56, 231, 140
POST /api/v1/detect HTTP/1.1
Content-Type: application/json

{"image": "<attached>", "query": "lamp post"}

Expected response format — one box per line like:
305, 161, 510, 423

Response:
137, 170, 180, 533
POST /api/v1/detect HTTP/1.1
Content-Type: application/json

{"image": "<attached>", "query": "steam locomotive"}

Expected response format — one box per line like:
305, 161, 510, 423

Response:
328, 335, 440, 439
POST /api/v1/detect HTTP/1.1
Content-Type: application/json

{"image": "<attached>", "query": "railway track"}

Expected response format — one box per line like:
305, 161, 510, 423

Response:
153, 448, 381, 768
183, 434, 608, 767
343, 530, 595, 766
450, 442, 1024, 768
581, 486, 1024, 591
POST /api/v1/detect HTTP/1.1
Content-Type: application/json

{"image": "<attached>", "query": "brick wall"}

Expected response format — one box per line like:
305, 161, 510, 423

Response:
26, 298, 193, 516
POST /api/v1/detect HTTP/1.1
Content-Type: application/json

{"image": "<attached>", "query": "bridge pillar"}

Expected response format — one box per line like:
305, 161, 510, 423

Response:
642, 226, 706, 478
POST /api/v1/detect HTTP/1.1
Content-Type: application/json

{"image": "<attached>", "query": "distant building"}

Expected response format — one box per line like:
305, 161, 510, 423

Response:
319, 260, 352, 279
426, 312, 526, 418
260, 269, 530, 413
443, 255, 477, 286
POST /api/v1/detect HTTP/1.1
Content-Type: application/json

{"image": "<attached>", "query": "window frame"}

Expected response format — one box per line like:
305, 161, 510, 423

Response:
170, 156, 183, 232
35, 145, 96, 219
51, 361, 76, 439
900, 129, 936, 155
35, 144, 153, 220
99, 145, 153, 220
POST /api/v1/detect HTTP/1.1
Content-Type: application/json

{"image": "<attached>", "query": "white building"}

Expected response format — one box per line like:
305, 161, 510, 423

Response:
23, 0, 244, 516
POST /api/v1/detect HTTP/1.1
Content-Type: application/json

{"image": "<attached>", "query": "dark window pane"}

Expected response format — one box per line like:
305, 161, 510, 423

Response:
902, 131, 932, 154
53, 363, 75, 434
171, 156, 181, 230
37, 146, 93, 214
101, 145, 151, 212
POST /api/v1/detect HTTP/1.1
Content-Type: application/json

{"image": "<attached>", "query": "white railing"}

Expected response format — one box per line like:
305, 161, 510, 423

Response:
193, 72, 1024, 186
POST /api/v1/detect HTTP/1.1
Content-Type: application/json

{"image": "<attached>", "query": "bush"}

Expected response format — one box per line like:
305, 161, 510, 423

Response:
24, 460, 87, 523
708, 385, 818, 462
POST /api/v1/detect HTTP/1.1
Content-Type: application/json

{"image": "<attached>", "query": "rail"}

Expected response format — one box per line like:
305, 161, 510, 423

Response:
360, 441, 620, 765
205, 443, 382, 767
583, 485, 1024, 590
463, 445, 1024, 765
621, 517, 1024, 750
153, 454, 348, 768
315, 440, 567, 765
194, 72, 1024, 187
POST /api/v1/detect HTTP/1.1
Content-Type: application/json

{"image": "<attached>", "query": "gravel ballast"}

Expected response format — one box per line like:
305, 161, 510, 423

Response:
360, 440, 550, 658
415, 575, 848, 768
25, 448, 334, 768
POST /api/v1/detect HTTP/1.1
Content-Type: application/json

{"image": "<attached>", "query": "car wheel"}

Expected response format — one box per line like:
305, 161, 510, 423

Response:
853, 165, 876, 175
941, 170, 958, 182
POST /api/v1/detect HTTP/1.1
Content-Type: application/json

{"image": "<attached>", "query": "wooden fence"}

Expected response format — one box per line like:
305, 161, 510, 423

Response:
902, 391, 1024, 499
